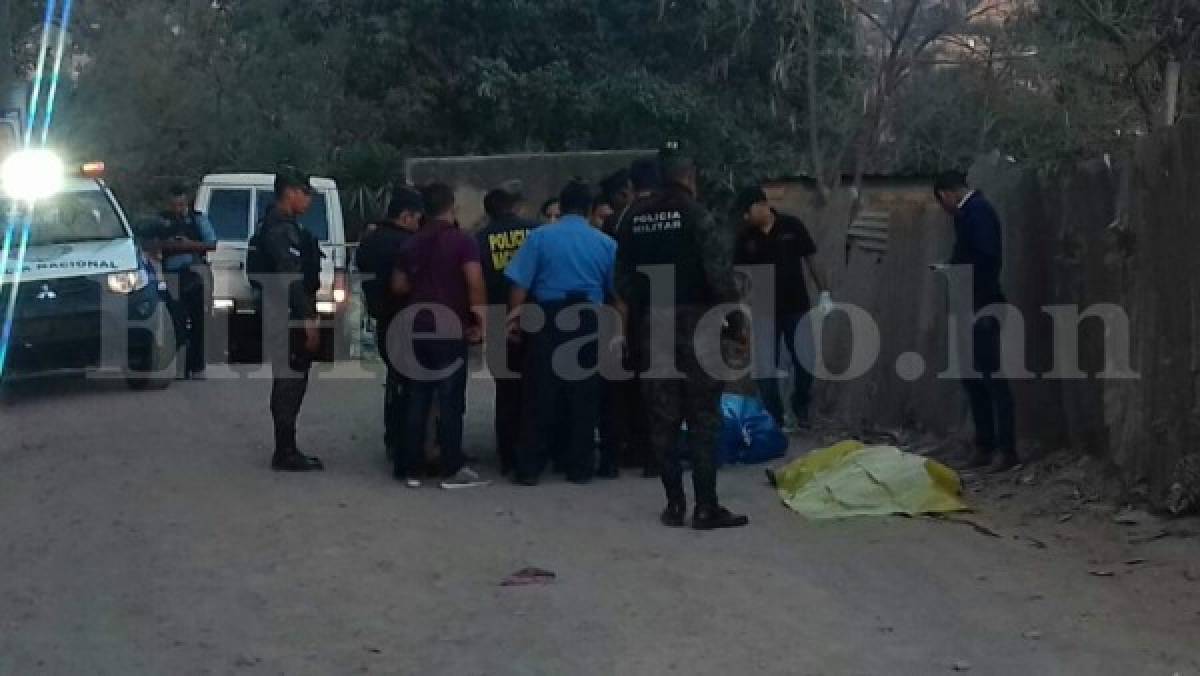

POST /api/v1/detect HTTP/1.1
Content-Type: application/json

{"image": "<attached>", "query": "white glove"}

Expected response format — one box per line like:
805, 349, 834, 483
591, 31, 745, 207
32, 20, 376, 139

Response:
817, 291, 834, 315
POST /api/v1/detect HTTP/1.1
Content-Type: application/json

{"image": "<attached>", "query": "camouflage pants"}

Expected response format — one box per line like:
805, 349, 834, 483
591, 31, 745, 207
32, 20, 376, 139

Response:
635, 306, 723, 508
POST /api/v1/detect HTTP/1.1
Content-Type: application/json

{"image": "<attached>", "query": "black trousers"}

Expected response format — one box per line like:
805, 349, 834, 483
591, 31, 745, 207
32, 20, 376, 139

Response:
608, 374, 652, 470
384, 368, 407, 455
491, 338, 526, 475
271, 367, 310, 454
167, 266, 209, 374
378, 324, 407, 457
964, 317, 1016, 453
516, 299, 601, 482
597, 382, 619, 473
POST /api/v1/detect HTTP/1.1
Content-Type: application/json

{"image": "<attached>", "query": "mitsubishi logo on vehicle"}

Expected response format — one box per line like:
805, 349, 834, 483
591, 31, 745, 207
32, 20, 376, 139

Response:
35, 283, 57, 301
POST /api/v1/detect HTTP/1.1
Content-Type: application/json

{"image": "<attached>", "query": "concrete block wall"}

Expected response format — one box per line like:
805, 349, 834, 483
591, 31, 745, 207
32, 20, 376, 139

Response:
405, 150, 653, 231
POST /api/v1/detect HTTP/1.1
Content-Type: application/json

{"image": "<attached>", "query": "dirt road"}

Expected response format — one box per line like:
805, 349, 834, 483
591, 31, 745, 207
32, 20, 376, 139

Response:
2, 370, 1197, 675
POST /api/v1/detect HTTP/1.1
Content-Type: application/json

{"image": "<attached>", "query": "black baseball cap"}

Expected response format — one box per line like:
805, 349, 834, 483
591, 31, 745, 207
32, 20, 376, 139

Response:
274, 166, 315, 196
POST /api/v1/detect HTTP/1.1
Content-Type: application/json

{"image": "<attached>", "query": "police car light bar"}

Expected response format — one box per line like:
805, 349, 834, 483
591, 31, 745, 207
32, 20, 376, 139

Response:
80, 161, 106, 178
0, 148, 65, 202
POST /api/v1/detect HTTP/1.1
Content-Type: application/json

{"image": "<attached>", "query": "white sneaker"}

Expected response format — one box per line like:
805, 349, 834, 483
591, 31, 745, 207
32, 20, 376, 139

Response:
440, 467, 490, 490
405, 478, 422, 489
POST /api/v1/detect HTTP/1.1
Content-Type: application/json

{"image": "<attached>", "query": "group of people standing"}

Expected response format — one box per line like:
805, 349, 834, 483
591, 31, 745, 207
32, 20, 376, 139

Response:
347, 147, 838, 531
250, 149, 1017, 531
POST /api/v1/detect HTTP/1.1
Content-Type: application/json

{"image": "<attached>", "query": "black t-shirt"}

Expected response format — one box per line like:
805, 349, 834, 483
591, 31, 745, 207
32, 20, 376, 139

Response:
355, 222, 412, 320
477, 214, 538, 306
735, 212, 817, 316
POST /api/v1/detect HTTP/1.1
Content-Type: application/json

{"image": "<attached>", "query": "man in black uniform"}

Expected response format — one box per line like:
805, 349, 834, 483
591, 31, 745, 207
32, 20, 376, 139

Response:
598, 169, 633, 237
734, 186, 829, 430
605, 159, 659, 476
356, 187, 424, 463
256, 167, 324, 472
148, 184, 217, 379
614, 152, 749, 530
476, 185, 538, 475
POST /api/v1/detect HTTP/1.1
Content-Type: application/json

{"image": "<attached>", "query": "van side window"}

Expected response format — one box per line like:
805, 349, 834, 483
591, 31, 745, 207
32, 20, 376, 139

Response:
207, 189, 252, 241
256, 191, 329, 241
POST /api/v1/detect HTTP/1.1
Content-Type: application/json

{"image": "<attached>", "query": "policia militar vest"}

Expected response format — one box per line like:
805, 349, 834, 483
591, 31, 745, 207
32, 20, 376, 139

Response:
620, 184, 715, 308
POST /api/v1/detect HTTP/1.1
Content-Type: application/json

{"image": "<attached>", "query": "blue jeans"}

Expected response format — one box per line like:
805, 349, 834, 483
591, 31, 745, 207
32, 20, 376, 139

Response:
399, 340, 468, 478
753, 313, 814, 426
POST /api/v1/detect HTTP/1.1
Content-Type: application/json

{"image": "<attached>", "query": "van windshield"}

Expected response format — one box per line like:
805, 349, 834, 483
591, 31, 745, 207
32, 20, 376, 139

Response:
0, 190, 126, 247
256, 191, 329, 241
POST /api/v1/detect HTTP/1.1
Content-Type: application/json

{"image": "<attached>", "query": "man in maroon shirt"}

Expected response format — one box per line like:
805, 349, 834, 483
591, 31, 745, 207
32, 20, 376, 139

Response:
390, 183, 489, 489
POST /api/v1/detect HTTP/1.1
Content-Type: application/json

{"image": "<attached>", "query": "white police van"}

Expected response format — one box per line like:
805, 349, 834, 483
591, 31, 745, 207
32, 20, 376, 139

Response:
195, 173, 351, 361
0, 152, 174, 389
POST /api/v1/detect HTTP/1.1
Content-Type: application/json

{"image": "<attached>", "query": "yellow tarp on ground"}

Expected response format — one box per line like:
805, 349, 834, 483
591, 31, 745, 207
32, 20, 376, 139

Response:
774, 440, 968, 518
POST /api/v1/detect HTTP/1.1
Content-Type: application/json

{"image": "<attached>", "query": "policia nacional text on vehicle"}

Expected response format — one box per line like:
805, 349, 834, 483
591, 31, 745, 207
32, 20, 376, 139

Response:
0, 153, 174, 390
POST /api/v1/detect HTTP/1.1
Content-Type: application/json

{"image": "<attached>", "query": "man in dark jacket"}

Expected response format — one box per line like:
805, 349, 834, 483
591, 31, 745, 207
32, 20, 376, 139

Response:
355, 187, 423, 463
603, 159, 659, 475
933, 171, 1017, 472
257, 167, 324, 472
476, 185, 538, 475
615, 152, 749, 530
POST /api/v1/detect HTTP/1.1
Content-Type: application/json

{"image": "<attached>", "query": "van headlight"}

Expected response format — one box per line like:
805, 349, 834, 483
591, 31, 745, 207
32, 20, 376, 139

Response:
106, 269, 149, 295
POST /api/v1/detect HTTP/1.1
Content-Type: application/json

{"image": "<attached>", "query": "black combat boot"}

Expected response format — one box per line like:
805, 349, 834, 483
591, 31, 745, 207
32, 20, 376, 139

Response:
692, 505, 749, 531
271, 449, 324, 472
660, 502, 687, 528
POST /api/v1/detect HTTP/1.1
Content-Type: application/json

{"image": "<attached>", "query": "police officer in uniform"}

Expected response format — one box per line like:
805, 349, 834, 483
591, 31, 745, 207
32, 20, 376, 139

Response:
505, 180, 616, 485
606, 158, 660, 476
151, 184, 217, 379
615, 152, 749, 530
356, 187, 424, 463
256, 167, 324, 472
476, 185, 538, 475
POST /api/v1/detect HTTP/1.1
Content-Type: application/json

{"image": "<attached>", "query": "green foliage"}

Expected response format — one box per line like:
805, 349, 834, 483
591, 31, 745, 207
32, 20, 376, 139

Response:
40, 0, 866, 205
18, 0, 1189, 208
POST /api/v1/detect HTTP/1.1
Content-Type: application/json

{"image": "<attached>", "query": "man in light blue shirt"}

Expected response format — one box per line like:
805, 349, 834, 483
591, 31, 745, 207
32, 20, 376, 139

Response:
152, 184, 217, 378
505, 180, 616, 485
504, 196, 615, 306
